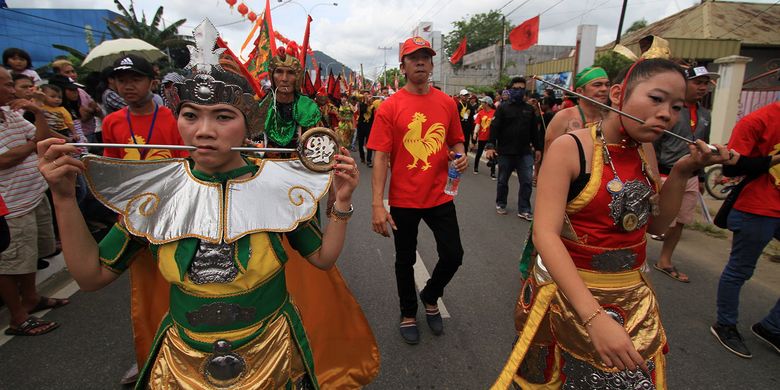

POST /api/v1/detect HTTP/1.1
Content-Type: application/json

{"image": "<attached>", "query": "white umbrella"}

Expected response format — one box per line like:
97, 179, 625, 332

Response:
82, 38, 167, 71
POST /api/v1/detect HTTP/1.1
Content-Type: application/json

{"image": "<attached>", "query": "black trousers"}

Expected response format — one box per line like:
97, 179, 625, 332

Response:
390, 201, 464, 318
473, 140, 495, 175
357, 124, 373, 163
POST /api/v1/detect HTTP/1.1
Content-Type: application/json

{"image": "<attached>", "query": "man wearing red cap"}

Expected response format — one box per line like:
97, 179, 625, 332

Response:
369, 36, 467, 345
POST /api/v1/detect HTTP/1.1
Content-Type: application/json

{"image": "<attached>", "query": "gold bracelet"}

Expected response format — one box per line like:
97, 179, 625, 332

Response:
582, 307, 603, 327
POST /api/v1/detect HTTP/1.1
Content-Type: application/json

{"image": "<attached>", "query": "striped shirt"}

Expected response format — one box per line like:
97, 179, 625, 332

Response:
0, 107, 47, 218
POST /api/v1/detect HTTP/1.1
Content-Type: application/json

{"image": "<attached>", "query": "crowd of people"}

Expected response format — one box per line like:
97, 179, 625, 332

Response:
0, 24, 778, 390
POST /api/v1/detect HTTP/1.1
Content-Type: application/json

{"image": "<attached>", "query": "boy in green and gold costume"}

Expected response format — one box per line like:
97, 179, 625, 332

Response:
36, 20, 378, 389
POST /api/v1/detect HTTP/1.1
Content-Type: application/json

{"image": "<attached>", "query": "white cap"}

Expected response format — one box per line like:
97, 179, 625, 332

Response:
686, 66, 720, 80
459, 89, 469, 96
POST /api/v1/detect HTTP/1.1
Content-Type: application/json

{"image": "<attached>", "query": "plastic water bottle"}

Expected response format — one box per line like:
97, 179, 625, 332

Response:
444, 153, 463, 196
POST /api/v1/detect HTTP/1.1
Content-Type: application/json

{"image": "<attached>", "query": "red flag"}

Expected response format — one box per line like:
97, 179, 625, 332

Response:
303, 70, 316, 97
314, 66, 322, 93
326, 71, 337, 97
333, 74, 343, 100
449, 36, 467, 64
509, 15, 539, 51
300, 15, 313, 67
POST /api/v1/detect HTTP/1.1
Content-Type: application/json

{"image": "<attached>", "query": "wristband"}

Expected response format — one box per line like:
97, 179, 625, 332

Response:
329, 203, 353, 221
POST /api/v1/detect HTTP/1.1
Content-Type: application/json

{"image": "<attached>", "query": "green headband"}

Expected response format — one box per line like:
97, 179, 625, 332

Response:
575, 67, 608, 89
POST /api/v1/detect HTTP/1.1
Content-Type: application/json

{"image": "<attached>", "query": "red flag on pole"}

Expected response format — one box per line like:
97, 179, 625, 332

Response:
333, 74, 343, 100
326, 71, 337, 96
300, 15, 313, 66
509, 15, 539, 51
303, 70, 316, 97
449, 36, 467, 64
314, 66, 322, 93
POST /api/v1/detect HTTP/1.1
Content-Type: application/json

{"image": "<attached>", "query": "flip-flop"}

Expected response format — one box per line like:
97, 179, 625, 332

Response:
29, 296, 70, 314
653, 263, 690, 283
4, 316, 59, 336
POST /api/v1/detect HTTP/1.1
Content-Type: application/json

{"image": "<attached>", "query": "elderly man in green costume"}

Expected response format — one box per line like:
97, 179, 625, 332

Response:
262, 46, 321, 148
543, 66, 610, 152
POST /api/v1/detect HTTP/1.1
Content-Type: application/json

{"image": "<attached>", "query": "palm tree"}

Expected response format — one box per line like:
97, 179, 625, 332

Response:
107, 0, 192, 52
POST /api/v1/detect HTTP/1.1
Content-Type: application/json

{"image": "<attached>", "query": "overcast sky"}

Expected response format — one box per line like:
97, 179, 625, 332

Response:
8, 0, 776, 78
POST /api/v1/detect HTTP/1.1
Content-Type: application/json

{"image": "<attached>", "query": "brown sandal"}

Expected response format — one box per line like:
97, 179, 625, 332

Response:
653, 263, 690, 283
4, 316, 59, 336
29, 296, 70, 314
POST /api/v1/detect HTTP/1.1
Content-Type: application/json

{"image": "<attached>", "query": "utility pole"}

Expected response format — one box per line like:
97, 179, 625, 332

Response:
615, 0, 629, 45
500, 15, 506, 81
499, 1, 530, 81
378, 46, 393, 86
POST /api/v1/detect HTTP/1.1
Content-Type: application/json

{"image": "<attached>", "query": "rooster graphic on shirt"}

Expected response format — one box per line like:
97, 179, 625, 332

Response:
403, 112, 445, 171
123, 135, 174, 160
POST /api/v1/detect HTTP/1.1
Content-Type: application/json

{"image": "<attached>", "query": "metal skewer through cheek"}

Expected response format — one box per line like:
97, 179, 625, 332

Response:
68, 127, 342, 173
68, 143, 296, 154
531, 75, 720, 153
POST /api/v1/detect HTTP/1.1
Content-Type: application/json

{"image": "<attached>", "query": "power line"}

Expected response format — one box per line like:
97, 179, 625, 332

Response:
540, 0, 610, 30
538, 0, 565, 15
0, 8, 114, 36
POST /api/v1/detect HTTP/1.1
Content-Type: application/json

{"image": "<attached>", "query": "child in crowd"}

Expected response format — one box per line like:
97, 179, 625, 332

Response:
38, 84, 75, 141
2, 48, 42, 84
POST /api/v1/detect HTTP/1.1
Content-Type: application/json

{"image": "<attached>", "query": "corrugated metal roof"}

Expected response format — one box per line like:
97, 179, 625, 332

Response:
616, 1, 780, 47
611, 38, 741, 60
529, 1, 773, 75
527, 57, 574, 76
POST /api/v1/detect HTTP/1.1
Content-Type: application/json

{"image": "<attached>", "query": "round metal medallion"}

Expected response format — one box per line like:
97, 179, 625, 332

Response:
621, 213, 639, 232
297, 127, 339, 172
607, 178, 624, 194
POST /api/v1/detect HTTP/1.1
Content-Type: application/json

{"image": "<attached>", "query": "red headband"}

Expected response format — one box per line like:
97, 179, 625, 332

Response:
617, 59, 644, 140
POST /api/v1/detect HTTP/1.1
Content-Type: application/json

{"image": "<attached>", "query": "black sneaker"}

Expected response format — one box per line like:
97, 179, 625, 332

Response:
425, 307, 444, 336
711, 323, 752, 358
751, 322, 780, 354
399, 318, 419, 345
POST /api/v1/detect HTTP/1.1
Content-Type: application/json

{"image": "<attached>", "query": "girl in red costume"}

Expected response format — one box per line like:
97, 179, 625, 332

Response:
492, 59, 733, 389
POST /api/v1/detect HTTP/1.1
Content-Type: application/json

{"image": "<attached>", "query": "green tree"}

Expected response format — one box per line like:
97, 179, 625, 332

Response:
377, 68, 405, 89
107, 0, 192, 66
624, 19, 647, 36
593, 51, 634, 82
443, 10, 512, 65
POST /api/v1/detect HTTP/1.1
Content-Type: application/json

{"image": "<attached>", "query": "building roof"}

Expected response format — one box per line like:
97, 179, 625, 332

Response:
617, 1, 780, 47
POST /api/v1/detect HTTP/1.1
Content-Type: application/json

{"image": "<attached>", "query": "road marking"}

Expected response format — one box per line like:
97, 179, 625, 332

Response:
0, 280, 80, 347
414, 251, 451, 318
384, 199, 451, 318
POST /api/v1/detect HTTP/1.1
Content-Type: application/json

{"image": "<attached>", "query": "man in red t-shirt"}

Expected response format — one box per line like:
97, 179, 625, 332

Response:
368, 36, 467, 345
711, 101, 780, 358
101, 55, 187, 161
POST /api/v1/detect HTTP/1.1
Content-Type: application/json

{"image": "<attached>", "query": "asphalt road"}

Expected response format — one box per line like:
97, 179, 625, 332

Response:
0, 158, 778, 389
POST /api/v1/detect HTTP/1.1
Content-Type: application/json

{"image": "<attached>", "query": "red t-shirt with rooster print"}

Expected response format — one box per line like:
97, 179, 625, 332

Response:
368, 87, 465, 208
102, 106, 189, 160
